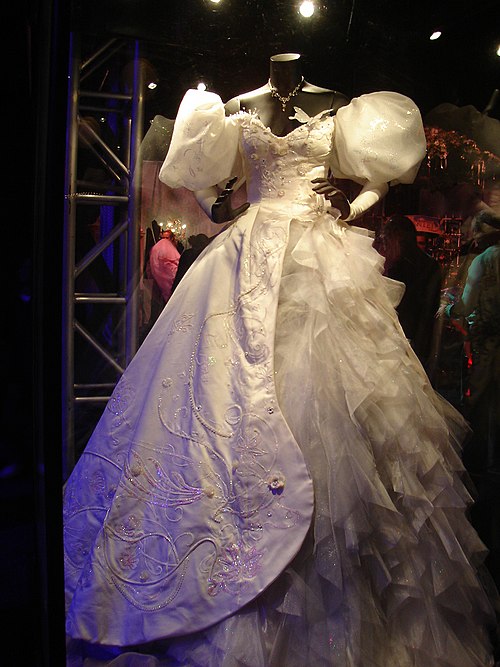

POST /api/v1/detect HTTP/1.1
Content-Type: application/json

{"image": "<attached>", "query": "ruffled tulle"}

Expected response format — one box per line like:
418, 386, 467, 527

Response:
66, 215, 498, 666
271, 216, 496, 666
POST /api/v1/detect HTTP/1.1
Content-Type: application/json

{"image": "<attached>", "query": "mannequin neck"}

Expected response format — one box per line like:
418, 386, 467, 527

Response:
269, 53, 303, 95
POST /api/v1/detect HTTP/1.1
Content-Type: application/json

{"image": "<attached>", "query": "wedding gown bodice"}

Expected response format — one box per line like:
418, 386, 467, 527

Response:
239, 111, 333, 206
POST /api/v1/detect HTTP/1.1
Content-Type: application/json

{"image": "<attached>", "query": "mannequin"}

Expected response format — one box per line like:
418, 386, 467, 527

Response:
224, 52, 349, 137
200, 53, 386, 224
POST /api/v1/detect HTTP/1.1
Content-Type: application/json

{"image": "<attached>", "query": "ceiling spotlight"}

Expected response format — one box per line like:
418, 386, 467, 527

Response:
197, 82, 207, 91
147, 82, 157, 90
208, 0, 221, 4
429, 31, 442, 41
496, 44, 500, 57
299, 1, 315, 18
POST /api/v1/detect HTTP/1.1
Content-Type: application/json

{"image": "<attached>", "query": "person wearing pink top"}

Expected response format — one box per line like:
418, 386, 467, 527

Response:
148, 228, 180, 303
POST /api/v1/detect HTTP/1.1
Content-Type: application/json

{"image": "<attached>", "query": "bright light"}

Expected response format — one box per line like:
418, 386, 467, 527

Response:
299, 1, 315, 18
197, 82, 207, 91
430, 31, 442, 41
147, 82, 157, 90
496, 44, 500, 57
208, 0, 221, 4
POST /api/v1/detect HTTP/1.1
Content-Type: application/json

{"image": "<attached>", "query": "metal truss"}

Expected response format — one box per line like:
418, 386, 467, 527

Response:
63, 35, 145, 478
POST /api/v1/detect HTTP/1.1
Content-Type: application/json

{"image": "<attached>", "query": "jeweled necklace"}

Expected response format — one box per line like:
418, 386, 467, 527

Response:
268, 77, 304, 112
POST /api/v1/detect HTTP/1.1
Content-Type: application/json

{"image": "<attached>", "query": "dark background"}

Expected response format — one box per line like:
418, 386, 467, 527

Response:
72, 0, 500, 120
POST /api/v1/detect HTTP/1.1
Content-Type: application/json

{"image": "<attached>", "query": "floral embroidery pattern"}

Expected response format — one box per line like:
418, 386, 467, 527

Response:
107, 377, 135, 428
89, 470, 107, 495
207, 541, 263, 596
168, 312, 194, 336
119, 549, 139, 570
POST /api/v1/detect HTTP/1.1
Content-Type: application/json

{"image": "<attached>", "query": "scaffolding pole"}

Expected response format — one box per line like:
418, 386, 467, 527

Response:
62, 36, 144, 479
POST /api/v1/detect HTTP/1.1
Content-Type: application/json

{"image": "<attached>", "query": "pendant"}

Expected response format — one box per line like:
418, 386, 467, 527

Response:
269, 77, 304, 113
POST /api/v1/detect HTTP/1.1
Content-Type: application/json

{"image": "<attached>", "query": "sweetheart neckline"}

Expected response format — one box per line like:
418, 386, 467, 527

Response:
237, 107, 334, 140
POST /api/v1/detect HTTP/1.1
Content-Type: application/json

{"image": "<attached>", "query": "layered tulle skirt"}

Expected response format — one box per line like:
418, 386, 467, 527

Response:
66, 214, 497, 666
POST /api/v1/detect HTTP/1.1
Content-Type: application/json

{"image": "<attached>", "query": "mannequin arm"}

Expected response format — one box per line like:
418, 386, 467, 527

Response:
194, 186, 220, 219
345, 182, 389, 222
195, 177, 250, 224
312, 176, 388, 222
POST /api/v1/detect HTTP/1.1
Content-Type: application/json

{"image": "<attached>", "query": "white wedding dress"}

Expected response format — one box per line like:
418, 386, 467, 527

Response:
64, 90, 497, 666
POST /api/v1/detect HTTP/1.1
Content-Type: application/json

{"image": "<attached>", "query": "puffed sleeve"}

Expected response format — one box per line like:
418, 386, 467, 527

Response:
329, 92, 427, 186
159, 89, 241, 191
